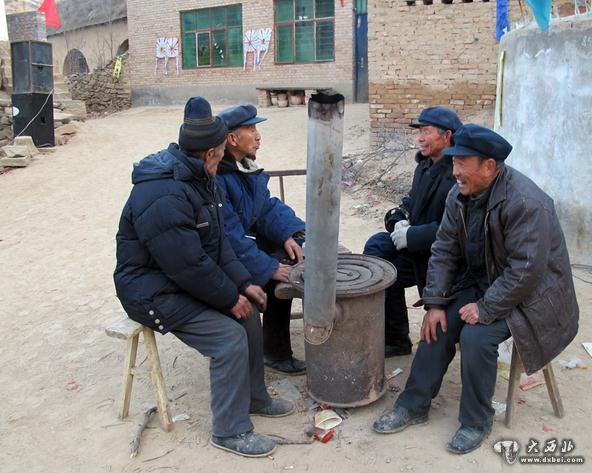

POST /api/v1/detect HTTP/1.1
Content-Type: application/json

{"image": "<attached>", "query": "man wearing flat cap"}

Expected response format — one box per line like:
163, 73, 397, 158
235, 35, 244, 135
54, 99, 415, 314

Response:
364, 106, 462, 358
114, 97, 294, 458
373, 124, 579, 454
216, 104, 306, 375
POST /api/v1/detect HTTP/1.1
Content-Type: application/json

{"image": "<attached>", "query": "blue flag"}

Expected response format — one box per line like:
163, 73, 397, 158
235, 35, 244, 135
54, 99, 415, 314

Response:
496, 0, 509, 41
527, 0, 552, 31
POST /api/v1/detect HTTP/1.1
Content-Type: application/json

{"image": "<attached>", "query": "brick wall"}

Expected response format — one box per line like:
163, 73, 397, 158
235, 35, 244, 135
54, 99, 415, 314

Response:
7, 11, 47, 42
368, 0, 518, 147
126, 0, 354, 103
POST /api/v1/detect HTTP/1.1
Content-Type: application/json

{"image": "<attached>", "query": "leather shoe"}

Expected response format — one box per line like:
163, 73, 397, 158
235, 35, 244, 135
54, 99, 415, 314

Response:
385, 339, 412, 358
373, 405, 428, 434
446, 424, 491, 454
250, 398, 295, 417
210, 431, 276, 457
264, 356, 306, 375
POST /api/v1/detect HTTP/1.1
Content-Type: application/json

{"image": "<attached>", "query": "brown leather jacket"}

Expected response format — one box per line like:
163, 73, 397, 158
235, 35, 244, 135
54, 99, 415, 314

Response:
422, 165, 579, 374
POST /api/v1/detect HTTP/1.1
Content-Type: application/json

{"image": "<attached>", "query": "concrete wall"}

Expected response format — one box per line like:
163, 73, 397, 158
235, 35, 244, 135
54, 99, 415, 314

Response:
48, 20, 129, 75
367, 0, 523, 147
497, 16, 592, 265
127, 0, 354, 105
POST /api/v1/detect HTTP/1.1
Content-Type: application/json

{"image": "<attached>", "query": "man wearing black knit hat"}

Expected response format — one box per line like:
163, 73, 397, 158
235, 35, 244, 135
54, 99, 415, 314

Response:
114, 97, 293, 458
373, 124, 579, 455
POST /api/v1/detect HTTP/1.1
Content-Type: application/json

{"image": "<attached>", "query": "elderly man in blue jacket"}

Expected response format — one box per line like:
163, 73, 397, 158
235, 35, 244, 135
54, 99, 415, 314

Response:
114, 97, 293, 458
216, 104, 306, 375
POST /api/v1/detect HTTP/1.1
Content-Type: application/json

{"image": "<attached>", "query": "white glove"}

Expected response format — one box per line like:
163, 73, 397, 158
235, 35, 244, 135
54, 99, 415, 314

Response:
391, 220, 410, 250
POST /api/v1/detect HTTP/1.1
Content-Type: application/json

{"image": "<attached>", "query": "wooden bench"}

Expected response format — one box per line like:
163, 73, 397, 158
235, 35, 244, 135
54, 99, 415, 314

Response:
105, 318, 173, 432
504, 342, 564, 428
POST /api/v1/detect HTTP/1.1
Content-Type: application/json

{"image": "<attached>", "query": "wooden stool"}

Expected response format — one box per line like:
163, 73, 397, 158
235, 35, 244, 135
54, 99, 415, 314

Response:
505, 342, 564, 428
105, 318, 172, 432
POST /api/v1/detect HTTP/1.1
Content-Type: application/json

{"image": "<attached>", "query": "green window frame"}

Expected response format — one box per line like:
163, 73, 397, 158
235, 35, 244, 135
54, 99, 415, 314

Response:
181, 4, 243, 69
274, 0, 335, 64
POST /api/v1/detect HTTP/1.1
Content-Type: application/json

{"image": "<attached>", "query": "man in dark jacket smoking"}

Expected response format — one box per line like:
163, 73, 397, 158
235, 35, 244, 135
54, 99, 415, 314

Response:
114, 97, 293, 458
373, 124, 579, 454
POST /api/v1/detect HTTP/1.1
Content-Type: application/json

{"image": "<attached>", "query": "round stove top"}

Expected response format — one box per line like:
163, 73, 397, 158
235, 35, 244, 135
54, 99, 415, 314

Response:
288, 253, 397, 298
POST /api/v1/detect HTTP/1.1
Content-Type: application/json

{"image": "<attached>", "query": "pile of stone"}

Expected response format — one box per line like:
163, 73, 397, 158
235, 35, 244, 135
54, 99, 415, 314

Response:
68, 53, 131, 114
0, 93, 12, 148
0, 135, 39, 171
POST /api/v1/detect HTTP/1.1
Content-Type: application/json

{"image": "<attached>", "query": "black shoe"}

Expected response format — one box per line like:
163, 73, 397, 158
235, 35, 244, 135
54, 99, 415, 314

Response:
210, 431, 276, 457
385, 340, 412, 358
373, 405, 428, 434
264, 356, 306, 375
446, 425, 491, 454
250, 398, 295, 417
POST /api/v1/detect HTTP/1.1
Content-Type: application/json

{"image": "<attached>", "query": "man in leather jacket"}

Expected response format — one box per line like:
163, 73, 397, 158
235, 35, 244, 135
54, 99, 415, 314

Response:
373, 124, 579, 455
364, 106, 462, 357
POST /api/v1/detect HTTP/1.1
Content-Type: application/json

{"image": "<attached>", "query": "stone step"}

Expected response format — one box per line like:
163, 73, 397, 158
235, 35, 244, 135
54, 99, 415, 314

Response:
54, 99, 87, 121
54, 91, 73, 101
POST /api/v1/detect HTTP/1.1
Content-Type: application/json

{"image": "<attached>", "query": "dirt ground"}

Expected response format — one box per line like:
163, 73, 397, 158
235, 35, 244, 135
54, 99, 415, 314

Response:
1, 103, 591, 473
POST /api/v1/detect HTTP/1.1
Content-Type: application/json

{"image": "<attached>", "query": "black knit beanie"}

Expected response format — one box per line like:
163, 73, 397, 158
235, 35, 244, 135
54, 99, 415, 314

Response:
178, 96, 228, 151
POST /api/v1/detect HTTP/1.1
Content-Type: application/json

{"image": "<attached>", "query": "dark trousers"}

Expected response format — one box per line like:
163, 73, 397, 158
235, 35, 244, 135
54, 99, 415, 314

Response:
395, 286, 511, 428
262, 279, 293, 361
172, 307, 272, 437
364, 231, 418, 345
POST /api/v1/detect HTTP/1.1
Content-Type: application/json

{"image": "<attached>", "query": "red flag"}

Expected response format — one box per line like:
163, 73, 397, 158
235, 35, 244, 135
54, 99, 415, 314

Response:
38, 0, 62, 29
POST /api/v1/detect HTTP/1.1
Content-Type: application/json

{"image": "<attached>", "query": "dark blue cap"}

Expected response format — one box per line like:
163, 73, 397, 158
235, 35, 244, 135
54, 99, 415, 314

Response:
444, 124, 513, 161
410, 106, 462, 132
219, 104, 267, 130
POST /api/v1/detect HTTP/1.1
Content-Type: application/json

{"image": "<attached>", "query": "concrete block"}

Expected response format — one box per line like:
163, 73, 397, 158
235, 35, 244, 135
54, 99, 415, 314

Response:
14, 136, 40, 156
2, 144, 31, 158
55, 123, 77, 136
0, 155, 31, 167
54, 111, 74, 124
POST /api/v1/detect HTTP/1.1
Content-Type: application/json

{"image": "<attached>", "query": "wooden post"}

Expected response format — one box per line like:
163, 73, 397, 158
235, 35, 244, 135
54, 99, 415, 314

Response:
119, 333, 139, 420
142, 327, 173, 432
504, 344, 521, 428
542, 363, 564, 418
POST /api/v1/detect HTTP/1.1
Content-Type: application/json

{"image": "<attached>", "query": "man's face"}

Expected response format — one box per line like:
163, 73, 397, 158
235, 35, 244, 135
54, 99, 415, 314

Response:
417, 125, 451, 159
229, 124, 261, 159
452, 155, 498, 196
204, 141, 227, 176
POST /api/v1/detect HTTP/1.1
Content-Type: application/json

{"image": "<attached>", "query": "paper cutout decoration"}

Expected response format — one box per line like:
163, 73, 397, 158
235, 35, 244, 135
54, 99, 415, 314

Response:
243, 28, 273, 71
243, 29, 261, 70
166, 37, 180, 75
155, 37, 180, 75
256, 28, 272, 69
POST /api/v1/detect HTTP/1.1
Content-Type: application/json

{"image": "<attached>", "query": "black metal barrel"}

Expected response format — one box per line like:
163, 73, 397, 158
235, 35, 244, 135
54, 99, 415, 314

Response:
289, 254, 396, 407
